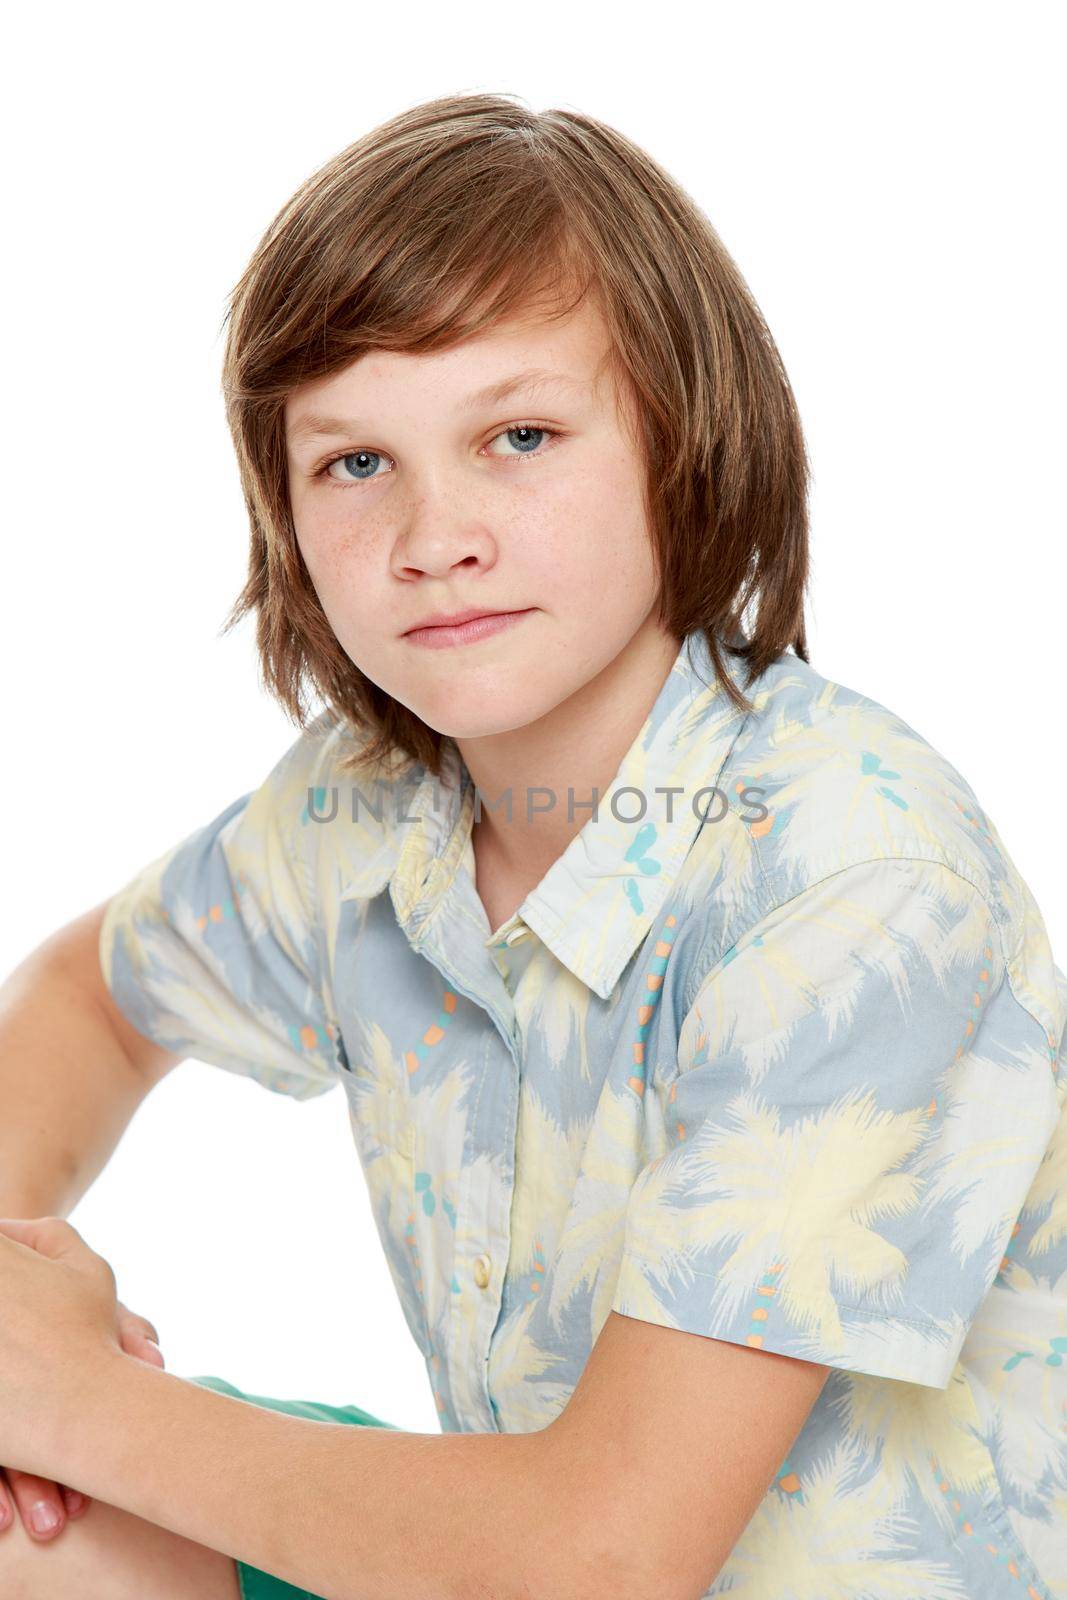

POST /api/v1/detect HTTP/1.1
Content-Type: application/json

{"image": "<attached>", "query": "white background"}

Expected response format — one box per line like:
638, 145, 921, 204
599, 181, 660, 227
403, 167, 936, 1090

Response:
2, 2, 1064, 1435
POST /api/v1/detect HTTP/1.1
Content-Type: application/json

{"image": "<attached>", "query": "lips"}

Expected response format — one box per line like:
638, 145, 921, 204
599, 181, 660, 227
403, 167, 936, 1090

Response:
402, 608, 535, 649
406, 607, 512, 633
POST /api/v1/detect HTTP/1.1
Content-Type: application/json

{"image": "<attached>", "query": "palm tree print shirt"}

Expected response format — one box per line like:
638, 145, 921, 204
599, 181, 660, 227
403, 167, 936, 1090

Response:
100, 628, 1067, 1598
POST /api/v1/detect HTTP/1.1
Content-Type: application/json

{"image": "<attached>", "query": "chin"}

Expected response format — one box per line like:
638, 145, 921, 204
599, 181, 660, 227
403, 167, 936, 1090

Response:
419, 697, 546, 742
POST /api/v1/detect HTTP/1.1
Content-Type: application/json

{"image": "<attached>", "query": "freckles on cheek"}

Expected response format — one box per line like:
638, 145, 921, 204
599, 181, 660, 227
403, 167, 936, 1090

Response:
297, 512, 364, 588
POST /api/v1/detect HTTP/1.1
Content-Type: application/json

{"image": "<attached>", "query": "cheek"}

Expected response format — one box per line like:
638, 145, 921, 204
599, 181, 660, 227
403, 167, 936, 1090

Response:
294, 504, 371, 598
532, 463, 655, 590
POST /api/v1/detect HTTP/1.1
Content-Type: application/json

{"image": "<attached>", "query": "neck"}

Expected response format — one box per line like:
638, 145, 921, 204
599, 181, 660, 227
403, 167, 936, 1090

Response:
455, 619, 683, 889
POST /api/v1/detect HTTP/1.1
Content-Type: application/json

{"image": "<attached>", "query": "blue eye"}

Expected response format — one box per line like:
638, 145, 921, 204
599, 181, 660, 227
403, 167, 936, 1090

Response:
486, 425, 552, 458
317, 423, 562, 486
324, 449, 385, 484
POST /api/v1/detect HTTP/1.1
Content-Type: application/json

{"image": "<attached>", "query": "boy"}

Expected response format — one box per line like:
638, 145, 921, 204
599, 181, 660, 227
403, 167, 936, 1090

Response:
0, 91, 1062, 1599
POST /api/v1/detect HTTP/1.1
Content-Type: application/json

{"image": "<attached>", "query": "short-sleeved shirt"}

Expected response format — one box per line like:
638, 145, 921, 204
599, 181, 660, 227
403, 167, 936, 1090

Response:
100, 627, 1067, 1598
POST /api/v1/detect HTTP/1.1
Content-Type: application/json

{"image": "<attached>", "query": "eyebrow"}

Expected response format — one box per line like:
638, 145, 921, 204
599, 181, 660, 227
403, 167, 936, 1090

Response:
288, 367, 585, 444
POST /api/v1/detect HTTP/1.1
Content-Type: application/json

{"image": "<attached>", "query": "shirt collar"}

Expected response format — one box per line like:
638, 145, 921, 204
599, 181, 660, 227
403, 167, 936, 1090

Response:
388, 628, 755, 1001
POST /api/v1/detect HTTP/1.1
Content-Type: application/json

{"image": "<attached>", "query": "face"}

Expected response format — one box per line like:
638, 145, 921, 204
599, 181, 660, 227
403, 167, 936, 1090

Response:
284, 292, 665, 742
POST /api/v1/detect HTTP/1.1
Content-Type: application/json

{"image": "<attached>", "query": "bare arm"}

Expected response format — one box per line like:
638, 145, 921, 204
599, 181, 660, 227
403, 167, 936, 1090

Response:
0, 900, 184, 1219
32, 1307, 827, 1600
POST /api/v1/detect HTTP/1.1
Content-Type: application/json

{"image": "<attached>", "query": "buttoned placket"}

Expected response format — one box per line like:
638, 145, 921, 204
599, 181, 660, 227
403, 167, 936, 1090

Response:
392, 765, 529, 1432
412, 911, 523, 1432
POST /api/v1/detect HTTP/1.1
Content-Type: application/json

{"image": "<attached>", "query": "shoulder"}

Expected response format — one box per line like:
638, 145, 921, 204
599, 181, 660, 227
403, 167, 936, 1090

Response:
694, 650, 1064, 1056
267, 708, 425, 903
719, 650, 1000, 902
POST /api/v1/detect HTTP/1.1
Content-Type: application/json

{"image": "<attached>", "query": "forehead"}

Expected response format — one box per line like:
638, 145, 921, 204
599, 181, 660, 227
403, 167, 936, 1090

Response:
284, 294, 619, 430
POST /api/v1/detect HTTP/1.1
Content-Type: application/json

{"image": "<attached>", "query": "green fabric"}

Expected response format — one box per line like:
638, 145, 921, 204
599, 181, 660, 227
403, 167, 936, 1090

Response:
186, 1373, 401, 1599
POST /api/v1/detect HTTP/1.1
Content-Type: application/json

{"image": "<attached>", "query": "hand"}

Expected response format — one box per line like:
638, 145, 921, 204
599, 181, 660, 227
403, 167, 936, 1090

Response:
0, 1218, 163, 1527
0, 1298, 165, 1543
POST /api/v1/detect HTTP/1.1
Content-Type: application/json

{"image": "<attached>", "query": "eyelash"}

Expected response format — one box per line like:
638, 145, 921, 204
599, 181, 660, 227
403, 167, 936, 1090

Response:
311, 422, 564, 486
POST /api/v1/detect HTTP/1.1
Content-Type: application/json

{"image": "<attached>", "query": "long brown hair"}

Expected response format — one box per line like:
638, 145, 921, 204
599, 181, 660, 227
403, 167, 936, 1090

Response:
218, 91, 811, 779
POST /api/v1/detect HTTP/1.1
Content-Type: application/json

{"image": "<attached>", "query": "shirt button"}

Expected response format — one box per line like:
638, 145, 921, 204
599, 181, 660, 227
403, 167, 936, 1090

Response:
473, 1253, 492, 1289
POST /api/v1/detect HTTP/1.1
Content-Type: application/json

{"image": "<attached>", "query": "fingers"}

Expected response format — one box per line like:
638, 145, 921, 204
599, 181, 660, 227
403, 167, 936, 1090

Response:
123, 1313, 162, 1348
137, 1338, 166, 1368
0, 1466, 87, 1542
115, 1299, 159, 1343
116, 1302, 166, 1368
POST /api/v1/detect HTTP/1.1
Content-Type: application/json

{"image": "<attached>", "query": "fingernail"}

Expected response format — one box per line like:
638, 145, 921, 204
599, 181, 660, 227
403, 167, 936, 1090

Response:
30, 1502, 61, 1534
0, 1502, 10, 1528
64, 1491, 86, 1514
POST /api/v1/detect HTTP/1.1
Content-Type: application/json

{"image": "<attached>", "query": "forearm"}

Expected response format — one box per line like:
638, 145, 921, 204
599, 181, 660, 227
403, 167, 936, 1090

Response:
0, 932, 153, 1217
58, 1353, 594, 1600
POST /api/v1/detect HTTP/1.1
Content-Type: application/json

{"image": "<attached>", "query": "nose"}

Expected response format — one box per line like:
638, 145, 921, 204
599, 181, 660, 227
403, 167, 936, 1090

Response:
391, 502, 499, 581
